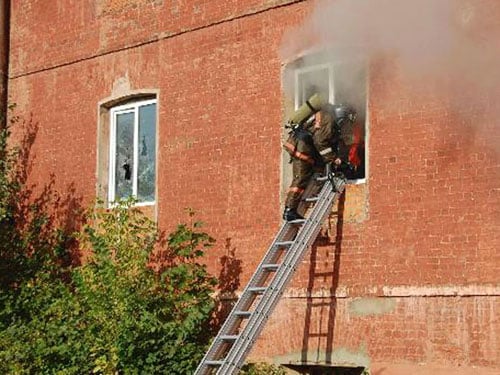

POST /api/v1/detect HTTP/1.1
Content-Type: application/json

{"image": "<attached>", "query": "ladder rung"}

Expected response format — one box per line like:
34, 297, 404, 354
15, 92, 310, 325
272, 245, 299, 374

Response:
194, 178, 338, 375
205, 360, 224, 366
304, 196, 319, 202
288, 218, 306, 225
234, 310, 252, 318
248, 286, 267, 294
261, 263, 280, 271
220, 335, 239, 341
275, 240, 294, 247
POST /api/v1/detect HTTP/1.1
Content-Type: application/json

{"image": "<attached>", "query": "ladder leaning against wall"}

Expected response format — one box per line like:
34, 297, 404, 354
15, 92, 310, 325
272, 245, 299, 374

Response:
194, 170, 346, 375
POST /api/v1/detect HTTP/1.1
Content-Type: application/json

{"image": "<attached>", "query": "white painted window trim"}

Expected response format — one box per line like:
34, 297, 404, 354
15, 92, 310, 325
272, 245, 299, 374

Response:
294, 63, 334, 110
108, 98, 157, 207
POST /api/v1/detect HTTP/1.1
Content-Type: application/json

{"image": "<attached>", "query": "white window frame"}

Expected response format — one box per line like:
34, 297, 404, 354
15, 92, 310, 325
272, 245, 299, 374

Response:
108, 98, 157, 206
294, 63, 334, 110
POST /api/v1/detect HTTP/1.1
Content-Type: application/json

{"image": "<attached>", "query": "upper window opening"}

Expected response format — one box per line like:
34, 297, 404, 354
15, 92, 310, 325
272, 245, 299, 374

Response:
295, 63, 334, 109
108, 98, 157, 205
292, 58, 367, 182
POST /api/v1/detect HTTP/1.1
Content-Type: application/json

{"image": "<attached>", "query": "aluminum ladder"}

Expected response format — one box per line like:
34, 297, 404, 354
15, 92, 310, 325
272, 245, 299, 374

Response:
194, 172, 346, 375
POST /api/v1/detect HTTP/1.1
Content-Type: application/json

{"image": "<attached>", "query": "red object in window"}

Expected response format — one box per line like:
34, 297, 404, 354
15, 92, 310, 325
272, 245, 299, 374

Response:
348, 124, 363, 167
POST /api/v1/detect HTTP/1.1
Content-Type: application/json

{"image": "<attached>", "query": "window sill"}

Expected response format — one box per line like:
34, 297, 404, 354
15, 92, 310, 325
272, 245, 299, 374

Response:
134, 201, 156, 207
107, 201, 156, 209
346, 178, 366, 185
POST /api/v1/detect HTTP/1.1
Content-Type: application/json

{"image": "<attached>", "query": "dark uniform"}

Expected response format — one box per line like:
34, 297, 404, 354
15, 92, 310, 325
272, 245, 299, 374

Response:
283, 110, 339, 221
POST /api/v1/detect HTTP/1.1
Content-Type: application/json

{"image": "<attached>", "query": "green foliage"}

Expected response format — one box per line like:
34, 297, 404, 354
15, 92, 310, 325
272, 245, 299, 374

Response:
240, 362, 287, 375
0, 273, 88, 374
74, 201, 218, 374
1, 200, 218, 374
0, 104, 66, 289
0, 111, 219, 374
0, 106, 84, 373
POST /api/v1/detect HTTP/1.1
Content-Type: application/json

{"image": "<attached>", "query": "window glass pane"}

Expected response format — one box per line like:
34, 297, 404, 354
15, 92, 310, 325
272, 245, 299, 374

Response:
137, 103, 156, 202
297, 67, 330, 107
114, 112, 134, 200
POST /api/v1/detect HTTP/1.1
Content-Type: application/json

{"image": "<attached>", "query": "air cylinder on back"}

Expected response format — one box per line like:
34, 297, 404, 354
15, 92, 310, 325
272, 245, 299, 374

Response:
288, 93, 325, 126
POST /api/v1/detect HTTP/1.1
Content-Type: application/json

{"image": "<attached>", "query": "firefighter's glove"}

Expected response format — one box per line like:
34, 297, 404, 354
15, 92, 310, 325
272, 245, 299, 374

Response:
285, 121, 299, 131
326, 163, 336, 184
326, 163, 346, 193
327, 170, 334, 183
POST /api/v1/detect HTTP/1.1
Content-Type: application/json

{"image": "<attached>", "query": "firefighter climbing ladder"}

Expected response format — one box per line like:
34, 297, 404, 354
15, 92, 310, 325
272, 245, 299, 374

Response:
194, 172, 346, 375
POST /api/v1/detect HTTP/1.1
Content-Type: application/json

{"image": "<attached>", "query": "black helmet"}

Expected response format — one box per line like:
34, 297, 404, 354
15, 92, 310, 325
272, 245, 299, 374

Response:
330, 104, 357, 126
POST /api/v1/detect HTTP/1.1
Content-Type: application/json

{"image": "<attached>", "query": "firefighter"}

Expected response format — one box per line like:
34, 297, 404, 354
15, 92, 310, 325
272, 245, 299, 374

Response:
282, 103, 357, 221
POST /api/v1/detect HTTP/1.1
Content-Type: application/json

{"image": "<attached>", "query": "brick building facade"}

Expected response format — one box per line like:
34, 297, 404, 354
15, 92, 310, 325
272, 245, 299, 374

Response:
6, 0, 500, 374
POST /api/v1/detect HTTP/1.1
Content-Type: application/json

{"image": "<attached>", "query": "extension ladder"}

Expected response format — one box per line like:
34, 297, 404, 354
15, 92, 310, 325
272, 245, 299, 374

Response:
194, 172, 346, 375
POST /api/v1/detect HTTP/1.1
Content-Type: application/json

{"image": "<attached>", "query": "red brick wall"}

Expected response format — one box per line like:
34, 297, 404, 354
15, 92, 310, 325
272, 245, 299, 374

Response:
254, 294, 500, 373
10, 0, 303, 77
7, 0, 499, 373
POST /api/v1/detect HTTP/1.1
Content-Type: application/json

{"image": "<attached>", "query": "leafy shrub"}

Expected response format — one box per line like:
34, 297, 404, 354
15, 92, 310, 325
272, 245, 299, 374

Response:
74, 201, 218, 374
0, 105, 71, 290
0, 106, 87, 373
1, 200, 218, 374
0, 111, 219, 374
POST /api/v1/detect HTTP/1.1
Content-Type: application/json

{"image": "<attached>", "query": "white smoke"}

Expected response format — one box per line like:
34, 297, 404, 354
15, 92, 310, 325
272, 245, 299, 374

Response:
281, 0, 499, 81
280, 0, 500, 154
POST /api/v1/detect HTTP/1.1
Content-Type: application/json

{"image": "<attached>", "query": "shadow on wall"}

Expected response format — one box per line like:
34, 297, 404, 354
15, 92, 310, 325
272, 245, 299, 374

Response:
0, 112, 85, 288
211, 237, 243, 332
301, 192, 346, 365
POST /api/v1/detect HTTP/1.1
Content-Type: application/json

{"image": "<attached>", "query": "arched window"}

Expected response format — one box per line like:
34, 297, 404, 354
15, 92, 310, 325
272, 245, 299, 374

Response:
97, 92, 158, 208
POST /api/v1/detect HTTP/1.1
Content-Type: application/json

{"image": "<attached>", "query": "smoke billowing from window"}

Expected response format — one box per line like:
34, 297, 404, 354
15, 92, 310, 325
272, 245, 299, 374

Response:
281, 0, 500, 153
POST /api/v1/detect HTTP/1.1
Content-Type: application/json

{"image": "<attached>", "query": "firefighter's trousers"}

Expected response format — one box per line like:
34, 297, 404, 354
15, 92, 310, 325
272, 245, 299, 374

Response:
285, 157, 314, 210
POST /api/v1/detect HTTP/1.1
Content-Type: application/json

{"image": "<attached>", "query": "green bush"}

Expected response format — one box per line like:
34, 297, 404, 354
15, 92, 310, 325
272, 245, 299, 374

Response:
0, 105, 68, 291
75, 201, 218, 374
0, 106, 88, 373
1, 201, 218, 374
0, 111, 219, 374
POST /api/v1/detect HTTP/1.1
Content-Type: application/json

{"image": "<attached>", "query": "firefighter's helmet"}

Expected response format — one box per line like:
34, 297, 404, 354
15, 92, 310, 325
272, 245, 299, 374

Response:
328, 104, 357, 127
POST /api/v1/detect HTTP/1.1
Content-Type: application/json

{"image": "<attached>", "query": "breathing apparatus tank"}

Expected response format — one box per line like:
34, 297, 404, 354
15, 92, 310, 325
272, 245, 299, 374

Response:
286, 93, 326, 130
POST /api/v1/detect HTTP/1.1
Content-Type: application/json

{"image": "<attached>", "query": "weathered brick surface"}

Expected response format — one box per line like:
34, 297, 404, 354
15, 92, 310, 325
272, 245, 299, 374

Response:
10, 0, 303, 76
252, 295, 500, 371
7, 0, 499, 373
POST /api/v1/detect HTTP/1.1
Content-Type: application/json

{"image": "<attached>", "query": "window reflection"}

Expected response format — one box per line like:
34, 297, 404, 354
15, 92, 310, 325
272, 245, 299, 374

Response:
115, 112, 134, 200
138, 103, 156, 202
110, 99, 157, 205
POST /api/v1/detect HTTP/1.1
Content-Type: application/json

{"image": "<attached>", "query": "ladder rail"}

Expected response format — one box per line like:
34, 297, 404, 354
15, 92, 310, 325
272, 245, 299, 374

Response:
218, 179, 344, 374
195, 175, 346, 375
194, 213, 302, 374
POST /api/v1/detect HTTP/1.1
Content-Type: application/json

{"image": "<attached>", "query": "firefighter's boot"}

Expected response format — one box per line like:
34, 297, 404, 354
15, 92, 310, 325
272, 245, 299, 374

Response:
283, 207, 304, 221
